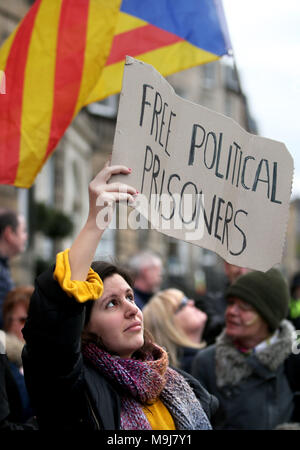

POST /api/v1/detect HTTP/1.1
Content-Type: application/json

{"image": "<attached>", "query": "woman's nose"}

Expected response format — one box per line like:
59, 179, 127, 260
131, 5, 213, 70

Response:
124, 299, 139, 316
226, 302, 238, 314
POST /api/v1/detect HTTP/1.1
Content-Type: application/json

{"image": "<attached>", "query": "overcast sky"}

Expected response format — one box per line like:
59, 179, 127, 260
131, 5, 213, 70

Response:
222, 0, 300, 198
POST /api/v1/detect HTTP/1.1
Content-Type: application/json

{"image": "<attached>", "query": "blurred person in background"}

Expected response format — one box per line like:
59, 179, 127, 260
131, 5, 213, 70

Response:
288, 272, 300, 330
0, 328, 37, 429
2, 285, 35, 424
127, 250, 163, 310
143, 289, 207, 374
199, 261, 250, 346
0, 209, 28, 329
3, 286, 32, 341
224, 262, 250, 285
192, 268, 300, 430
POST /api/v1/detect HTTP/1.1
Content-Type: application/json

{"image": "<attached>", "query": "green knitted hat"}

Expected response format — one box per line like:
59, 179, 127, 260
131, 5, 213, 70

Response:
226, 268, 290, 331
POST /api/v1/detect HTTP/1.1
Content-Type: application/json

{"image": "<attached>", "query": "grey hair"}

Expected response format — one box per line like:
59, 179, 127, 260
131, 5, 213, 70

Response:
127, 250, 162, 277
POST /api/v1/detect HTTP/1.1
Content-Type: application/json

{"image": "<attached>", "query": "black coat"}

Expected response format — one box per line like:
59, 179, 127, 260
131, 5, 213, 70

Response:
192, 335, 300, 430
0, 255, 14, 329
0, 353, 37, 430
22, 268, 218, 430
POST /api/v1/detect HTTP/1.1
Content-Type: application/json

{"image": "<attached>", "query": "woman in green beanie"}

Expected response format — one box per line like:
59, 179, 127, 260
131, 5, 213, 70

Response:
191, 269, 300, 430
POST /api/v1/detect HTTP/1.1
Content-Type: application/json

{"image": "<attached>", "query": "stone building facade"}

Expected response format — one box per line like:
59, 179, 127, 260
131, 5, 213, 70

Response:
0, 0, 263, 296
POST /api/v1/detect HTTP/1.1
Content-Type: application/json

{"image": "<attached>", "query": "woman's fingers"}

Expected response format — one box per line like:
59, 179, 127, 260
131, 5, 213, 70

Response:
95, 164, 132, 183
96, 191, 136, 206
105, 164, 131, 176
88, 162, 137, 228
90, 164, 133, 193
90, 163, 137, 200
104, 182, 137, 195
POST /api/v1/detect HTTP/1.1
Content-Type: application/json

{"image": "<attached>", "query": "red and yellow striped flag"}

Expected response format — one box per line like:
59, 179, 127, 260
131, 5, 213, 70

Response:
0, 0, 121, 188
87, 0, 231, 104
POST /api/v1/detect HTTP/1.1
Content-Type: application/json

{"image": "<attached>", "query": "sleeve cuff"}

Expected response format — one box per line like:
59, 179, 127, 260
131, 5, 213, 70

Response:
53, 249, 103, 303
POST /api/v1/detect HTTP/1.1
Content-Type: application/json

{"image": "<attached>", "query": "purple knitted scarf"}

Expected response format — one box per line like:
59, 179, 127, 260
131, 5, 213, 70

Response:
82, 342, 211, 430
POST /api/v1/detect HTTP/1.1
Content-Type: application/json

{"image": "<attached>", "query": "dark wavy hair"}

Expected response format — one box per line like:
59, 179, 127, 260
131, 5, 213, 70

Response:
81, 261, 154, 360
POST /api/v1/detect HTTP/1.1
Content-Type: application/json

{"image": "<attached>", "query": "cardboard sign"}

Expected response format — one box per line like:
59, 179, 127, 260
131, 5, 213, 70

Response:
111, 56, 293, 271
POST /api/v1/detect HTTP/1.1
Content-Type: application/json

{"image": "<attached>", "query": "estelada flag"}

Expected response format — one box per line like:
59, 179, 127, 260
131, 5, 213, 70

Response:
87, 0, 232, 104
0, 0, 231, 188
0, 0, 121, 188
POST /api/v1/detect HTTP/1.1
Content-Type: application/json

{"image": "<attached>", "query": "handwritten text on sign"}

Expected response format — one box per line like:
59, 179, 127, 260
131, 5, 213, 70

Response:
111, 57, 293, 271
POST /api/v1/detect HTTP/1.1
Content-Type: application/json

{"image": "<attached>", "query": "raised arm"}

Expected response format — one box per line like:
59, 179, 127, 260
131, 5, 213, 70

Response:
69, 162, 137, 280
22, 162, 137, 428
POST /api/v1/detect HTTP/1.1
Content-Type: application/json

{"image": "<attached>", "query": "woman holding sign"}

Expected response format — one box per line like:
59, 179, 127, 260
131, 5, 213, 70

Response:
22, 162, 217, 430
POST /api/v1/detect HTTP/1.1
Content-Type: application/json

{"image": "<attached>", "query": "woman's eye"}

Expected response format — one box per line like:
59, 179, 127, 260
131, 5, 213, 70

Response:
106, 300, 117, 308
239, 302, 252, 311
240, 305, 253, 311
126, 295, 135, 303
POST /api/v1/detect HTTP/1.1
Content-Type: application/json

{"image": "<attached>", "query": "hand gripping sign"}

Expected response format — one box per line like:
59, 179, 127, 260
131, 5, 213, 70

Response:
110, 56, 293, 272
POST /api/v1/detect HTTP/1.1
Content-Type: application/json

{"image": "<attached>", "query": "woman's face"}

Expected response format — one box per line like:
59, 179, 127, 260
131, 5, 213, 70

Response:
87, 274, 144, 358
225, 297, 269, 343
10, 215, 28, 255
5, 303, 28, 341
174, 296, 207, 338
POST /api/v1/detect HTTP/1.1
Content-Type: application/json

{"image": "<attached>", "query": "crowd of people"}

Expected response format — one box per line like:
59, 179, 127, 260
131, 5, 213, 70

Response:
1, 162, 300, 431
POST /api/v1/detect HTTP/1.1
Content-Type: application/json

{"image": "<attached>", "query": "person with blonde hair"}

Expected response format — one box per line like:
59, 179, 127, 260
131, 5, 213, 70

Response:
143, 288, 207, 373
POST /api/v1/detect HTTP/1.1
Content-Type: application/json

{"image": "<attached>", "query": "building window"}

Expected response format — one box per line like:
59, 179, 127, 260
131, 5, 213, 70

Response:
203, 63, 216, 89
86, 95, 118, 119
224, 65, 240, 93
